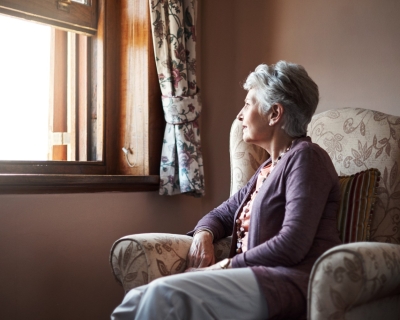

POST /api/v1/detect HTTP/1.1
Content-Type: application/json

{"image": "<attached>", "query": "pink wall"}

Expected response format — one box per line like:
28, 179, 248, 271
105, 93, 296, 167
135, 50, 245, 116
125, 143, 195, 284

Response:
264, 0, 400, 116
0, 193, 205, 319
1, 0, 400, 319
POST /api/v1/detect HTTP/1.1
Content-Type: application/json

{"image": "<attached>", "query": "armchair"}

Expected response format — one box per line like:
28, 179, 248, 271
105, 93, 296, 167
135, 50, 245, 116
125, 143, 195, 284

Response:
110, 107, 400, 319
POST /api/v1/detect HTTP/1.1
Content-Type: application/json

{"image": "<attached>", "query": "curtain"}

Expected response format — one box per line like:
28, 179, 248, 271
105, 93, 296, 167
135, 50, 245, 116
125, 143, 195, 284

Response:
149, 0, 205, 197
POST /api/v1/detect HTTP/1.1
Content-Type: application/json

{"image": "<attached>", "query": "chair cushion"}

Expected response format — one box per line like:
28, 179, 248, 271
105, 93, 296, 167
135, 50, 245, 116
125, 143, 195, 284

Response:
338, 168, 380, 243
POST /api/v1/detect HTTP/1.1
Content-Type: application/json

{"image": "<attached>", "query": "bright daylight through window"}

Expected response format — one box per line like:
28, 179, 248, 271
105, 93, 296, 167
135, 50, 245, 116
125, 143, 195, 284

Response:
0, 13, 96, 162
0, 15, 50, 160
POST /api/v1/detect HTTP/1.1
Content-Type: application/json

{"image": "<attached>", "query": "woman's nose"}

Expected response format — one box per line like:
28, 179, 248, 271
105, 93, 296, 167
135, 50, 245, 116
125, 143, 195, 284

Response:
237, 109, 244, 121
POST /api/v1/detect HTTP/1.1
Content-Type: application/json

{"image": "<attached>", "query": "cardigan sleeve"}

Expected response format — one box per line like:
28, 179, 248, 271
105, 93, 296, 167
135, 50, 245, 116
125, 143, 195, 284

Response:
187, 168, 261, 241
232, 146, 339, 268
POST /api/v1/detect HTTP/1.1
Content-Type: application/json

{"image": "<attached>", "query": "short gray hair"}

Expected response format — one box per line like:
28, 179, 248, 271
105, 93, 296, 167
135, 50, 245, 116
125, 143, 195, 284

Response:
243, 61, 319, 137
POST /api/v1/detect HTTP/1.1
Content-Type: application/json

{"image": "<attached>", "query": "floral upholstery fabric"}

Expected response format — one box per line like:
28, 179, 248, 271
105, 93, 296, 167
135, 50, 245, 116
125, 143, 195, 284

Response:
308, 242, 400, 320
110, 233, 231, 293
309, 108, 400, 244
149, 0, 205, 196
229, 119, 269, 196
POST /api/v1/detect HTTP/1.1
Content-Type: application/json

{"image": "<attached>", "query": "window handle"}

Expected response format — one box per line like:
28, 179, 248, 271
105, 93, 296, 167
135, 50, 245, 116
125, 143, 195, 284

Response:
57, 0, 72, 13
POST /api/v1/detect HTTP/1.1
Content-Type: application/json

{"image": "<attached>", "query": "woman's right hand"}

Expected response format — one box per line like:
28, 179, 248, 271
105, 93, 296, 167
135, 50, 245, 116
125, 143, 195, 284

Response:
185, 231, 215, 270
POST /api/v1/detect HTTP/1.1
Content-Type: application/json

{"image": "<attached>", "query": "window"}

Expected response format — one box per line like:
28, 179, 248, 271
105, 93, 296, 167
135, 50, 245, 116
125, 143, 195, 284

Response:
0, 15, 51, 161
47, 29, 98, 161
0, 15, 96, 162
0, 0, 164, 193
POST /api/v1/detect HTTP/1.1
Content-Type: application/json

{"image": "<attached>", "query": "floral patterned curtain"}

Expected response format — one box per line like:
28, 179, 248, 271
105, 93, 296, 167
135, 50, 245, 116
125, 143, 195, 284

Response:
149, 0, 205, 196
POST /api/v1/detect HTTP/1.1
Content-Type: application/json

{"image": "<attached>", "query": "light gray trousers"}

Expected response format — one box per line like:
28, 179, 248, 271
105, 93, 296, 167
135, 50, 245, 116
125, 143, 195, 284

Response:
111, 268, 269, 320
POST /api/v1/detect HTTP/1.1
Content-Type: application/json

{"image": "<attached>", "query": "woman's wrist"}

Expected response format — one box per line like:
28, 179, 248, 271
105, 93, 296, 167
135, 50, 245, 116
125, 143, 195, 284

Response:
193, 228, 214, 241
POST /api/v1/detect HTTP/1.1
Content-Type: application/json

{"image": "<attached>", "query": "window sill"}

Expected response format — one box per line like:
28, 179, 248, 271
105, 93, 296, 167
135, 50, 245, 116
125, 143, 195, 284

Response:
0, 174, 160, 194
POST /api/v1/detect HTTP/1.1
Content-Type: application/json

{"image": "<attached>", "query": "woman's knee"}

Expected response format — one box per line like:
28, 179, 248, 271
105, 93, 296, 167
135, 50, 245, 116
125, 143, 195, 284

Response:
136, 276, 191, 318
145, 276, 182, 303
148, 273, 191, 292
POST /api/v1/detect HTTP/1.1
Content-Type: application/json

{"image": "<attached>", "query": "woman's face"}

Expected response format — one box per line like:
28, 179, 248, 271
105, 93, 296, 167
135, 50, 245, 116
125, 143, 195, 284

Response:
237, 89, 270, 147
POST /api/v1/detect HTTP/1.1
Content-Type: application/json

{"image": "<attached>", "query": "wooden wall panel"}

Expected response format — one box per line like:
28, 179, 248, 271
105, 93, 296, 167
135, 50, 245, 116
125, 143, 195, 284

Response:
118, 0, 162, 175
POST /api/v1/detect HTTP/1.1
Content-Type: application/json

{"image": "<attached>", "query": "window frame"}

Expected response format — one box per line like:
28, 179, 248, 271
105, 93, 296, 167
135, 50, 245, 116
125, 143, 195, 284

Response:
0, 0, 97, 35
0, 0, 164, 193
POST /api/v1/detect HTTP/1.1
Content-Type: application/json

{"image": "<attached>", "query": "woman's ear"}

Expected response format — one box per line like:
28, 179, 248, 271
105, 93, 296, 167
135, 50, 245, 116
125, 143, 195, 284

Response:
268, 103, 284, 126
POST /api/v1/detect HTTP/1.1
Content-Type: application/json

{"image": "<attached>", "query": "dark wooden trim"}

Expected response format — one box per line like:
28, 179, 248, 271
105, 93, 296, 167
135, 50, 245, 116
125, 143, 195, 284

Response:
0, 174, 159, 194
0, 161, 106, 174
104, 0, 120, 175
0, 0, 97, 35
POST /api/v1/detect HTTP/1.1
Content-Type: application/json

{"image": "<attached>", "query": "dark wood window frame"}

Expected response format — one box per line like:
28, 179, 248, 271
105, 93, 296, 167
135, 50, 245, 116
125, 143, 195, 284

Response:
0, 0, 98, 35
0, 0, 164, 194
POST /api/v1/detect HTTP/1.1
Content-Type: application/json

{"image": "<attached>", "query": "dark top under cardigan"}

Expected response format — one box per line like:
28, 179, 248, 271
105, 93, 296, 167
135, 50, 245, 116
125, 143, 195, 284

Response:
188, 136, 342, 320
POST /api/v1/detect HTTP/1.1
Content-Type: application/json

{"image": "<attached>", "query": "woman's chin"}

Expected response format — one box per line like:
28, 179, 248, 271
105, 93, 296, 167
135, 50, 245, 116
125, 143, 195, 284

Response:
242, 136, 253, 144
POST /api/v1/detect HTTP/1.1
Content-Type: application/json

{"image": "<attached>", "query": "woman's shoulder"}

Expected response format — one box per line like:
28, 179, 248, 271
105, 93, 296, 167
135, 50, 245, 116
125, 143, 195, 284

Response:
288, 137, 337, 173
292, 136, 328, 156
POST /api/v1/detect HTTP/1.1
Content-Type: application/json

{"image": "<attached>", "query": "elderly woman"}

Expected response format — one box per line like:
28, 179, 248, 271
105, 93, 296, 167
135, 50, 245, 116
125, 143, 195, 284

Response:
111, 61, 341, 320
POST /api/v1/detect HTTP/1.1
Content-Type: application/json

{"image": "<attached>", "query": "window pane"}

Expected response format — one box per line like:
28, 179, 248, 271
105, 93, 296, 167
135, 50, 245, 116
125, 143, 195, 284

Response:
0, 15, 50, 161
0, 14, 98, 163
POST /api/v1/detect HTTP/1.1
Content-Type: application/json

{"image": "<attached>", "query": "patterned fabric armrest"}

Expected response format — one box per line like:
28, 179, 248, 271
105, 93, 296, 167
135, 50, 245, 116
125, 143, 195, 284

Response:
110, 233, 232, 293
308, 242, 400, 320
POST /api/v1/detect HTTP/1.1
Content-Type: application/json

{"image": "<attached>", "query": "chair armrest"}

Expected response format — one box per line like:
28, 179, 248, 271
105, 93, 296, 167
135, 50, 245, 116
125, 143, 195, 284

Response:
308, 242, 400, 320
110, 233, 231, 293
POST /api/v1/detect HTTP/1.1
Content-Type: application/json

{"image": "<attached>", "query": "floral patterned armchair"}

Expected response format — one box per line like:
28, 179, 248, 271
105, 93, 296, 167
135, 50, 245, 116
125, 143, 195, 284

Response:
110, 108, 400, 319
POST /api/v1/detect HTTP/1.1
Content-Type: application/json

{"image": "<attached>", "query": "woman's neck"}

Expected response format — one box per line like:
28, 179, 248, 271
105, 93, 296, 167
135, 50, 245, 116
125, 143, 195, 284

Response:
268, 135, 294, 165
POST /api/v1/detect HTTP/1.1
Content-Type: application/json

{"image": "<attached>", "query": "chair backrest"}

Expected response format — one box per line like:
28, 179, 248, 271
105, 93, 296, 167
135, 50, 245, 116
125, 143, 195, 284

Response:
229, 107, 400, 245
229, 119, 269, 195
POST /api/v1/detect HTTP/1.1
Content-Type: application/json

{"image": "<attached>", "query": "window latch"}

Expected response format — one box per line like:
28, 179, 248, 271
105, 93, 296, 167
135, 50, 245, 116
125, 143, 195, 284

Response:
57, 0, 72, 13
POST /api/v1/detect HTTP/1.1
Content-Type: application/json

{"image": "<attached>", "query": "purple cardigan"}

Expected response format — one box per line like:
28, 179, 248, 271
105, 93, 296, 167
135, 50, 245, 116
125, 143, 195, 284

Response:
188, 137, 341, 319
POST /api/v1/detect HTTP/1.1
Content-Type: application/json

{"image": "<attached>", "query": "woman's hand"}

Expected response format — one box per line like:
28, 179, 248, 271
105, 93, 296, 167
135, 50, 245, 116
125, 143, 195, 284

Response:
185, 230, 215, 270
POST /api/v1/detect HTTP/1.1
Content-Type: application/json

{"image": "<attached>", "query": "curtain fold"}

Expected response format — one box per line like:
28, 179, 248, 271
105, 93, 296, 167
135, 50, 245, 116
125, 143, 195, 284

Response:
149, 0, 205, 196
